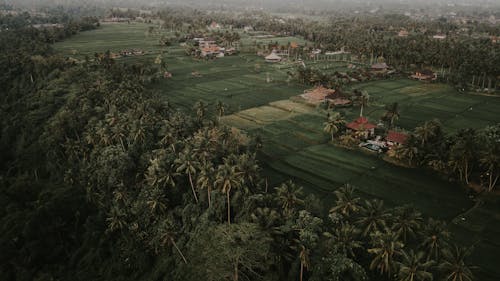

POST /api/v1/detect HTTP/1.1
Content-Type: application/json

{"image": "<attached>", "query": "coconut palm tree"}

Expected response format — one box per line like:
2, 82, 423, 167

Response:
323, 113, 346, 142
275, 180, 305, 217
397, 250, 434, 281
157, 218, 188, 264
438, 245, 475, 281
358, 91, 369, 117
478, 125, 500, 191
414, 120, 441, 147
214, 162, 242, 224
448, 129, 477, 185
329, 184, 361, 218
174, 148, 200, 203
330, 222, 363, 258
383, 102, 400, 128
193, 100, 207, 124
356, 199, 391, 237
236, 153, 260, 189
368, 231, 404, 277
215, 100, 227, 122
197, 162, 215, 208
299, 245, 310, 281
391, 205, 423, 243
420, 218, 450, 261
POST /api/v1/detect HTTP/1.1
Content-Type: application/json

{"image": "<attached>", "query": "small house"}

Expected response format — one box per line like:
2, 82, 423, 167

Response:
433, 34, 447, 40
386, 131, 409, 147
208, 21, 221, 30
371, 62, 389, 73
411, 69, 436, 81
244, 25, 254, 32
398, 30, 409, 37
346, 117, 377, 138
265, 52, 282, 63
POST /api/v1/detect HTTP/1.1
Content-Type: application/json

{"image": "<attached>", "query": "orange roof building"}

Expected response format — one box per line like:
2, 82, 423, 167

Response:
386, 131, 409, 145
346, 116, 377, 131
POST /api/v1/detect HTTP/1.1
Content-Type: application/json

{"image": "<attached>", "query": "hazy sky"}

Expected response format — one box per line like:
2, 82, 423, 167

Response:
3, 0, 500, 10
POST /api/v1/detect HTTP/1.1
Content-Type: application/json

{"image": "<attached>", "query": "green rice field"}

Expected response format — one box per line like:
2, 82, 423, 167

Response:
55, 23, 500, 280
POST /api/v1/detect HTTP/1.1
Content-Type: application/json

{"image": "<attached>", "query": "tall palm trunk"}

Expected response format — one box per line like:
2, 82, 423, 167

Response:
188, 172, 199, 203
207, 186, 211, 208
170, 237, 188, 264
300, 262, 304, 281
227, 191, 231, 224
489, 172, 499, 192
234, 257, 239, 281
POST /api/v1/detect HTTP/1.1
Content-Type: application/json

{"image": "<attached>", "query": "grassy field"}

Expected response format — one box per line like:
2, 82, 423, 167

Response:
55, 23, 500, 280
349, 79, 500, 132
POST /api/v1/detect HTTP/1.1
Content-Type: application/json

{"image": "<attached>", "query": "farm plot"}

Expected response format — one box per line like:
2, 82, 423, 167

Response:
349, 79, 500, 131
265, 144, 472, 219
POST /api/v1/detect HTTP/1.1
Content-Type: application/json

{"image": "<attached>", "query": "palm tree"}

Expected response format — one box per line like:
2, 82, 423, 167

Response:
214, 162, 242, 224
299, 245, 310, 281
329, 184, 361, 217
275, 180, 304, 217
358, 91, 369, 117
420, 218, 450, 261
391, 205, 423, 243
174, 148, 200, 203
383, 102, 400, 128
323, 113, 346, 141
448, 129, 477, 185
397, 250, 434, 281
368, 231, 404, 277
215, 100, 227, 123
331, 222, 363, 258
194, 100, 207, 123
478, 125, 500, 191
236, 153, 260, 189
158, 218, 188, 264
438, 245, 475, 281
197, 162, 215, 208
414, 120, 441, 147
356, 199, 391, 237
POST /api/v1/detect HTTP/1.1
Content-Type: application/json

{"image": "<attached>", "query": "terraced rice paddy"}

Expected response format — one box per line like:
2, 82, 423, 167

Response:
55, 23, 500, 280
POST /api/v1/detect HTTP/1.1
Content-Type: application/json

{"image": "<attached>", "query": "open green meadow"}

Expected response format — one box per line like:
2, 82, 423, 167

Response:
55, 23, 500, 280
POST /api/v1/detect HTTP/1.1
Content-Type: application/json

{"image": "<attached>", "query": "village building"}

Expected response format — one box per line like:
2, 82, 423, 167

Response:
243, 25, 254, 32
411, 69, 437, 81
398, 30, 409, 37
300, 86, 336, 104
324, 89, 352, 108
265, 52, 282, 63
208, 21, 221, 30
346, 116, 377, 138
433, 34, 447, 40
32, 23, 64, 29
491, 36, 499, 44
386, 130, 409, 147
370, 62, 389, 73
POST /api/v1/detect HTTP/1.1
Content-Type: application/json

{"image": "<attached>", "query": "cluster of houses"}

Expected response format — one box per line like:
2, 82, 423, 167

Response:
193, 37, 237, 58
346, 116, 409, 152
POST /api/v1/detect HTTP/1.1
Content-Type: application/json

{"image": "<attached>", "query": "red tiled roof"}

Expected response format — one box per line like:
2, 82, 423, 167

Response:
346, 116, 377, 131
387, 131, 408, 144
